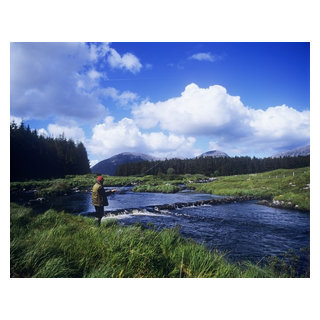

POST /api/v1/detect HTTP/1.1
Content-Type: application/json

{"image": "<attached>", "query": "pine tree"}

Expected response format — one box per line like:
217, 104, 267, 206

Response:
10, 122, 91, 181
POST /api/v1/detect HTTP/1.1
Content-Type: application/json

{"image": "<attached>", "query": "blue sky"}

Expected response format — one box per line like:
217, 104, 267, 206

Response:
10, 42, 310, 166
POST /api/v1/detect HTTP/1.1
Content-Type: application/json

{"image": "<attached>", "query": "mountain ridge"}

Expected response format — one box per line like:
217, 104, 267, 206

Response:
197, 150, 230, 158
91, 152, 156, 175
91, 145, 309, 176
272, 145, 310, 158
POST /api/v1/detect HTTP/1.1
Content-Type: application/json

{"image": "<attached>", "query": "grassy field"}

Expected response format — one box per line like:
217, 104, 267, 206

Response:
188, 167, 310, 211
10, 173, 207, 197
10, 203, 306, 278
10, 168, 310, 210
133, 183, 182, 193
11, 174, 141, 196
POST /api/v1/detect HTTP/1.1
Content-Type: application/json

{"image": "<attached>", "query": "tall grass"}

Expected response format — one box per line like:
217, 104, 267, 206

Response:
10, 203, 304, 278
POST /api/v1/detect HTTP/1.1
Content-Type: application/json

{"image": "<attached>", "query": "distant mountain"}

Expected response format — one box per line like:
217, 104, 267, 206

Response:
197, 150, 229, 158
272, 145, 310, 158
91, 152, 156, 175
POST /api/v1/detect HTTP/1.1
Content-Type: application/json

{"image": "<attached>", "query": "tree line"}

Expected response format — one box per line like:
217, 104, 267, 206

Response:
10, 121, 90, 181
115, 155, 310, 177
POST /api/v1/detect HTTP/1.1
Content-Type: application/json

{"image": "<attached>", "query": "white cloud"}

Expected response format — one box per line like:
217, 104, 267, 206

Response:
88, 43, 110, 61
132, 83, 310, 155
10, 116, 23, 125
100, 87, 138, 106
88, 68, 103, 81
189, 52, 215, 62
88, 117, 143, 158
88, 43, 143, 74
208, 141, 220, 151
107, 48, 142, 73
87, 116, 197, 159
133, 83, 250, 135
141, 132, 196, 159
11, 42, 107, 121
76, 68, 105, 92
118, 91, 138, 105
250, 105, 310, 139
38, 128, 48, 137
47, 123, 86, 143
10, 43, 144, 122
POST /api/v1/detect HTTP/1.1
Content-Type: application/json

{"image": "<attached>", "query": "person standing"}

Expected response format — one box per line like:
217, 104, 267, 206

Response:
92, 176, 116, 226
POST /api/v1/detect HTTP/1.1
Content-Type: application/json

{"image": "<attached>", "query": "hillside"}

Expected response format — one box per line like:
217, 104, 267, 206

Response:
272, 145, 310, 158
91, 152, 156, 175
189, 167, 310, 211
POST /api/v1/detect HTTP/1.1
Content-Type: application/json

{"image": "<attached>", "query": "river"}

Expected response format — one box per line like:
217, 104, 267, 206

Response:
49, 186, 310, 273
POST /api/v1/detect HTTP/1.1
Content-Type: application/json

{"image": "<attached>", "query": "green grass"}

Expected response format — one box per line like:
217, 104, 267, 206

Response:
10, 168, 310, 210
133, 183, 182, 193
10, 173, 206, 197
188, 167, 310, 211
130, 174, 207, 193
10, 203, 307, 278
11, 174, 143, 198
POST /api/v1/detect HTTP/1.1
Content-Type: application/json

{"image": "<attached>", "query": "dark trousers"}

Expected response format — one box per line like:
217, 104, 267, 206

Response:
94, 206, 104, 226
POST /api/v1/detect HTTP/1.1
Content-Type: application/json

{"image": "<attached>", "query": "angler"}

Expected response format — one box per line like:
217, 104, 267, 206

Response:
92, 176, 117, 226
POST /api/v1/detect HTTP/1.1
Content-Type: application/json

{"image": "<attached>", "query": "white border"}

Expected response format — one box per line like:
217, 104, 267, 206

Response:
2, 1, 319, 319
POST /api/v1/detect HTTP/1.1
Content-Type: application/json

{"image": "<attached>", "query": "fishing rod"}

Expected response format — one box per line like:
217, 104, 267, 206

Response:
140, 160, 162, 175
126, 160, 162, 186
104, 160, 162, 194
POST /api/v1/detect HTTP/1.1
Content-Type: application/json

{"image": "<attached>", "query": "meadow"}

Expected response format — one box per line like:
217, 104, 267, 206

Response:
10, 167, 310, 210
10, 203, 305, 278
10, 173, 205, 197
10, 167, 310, 277
188, 167, 310, 211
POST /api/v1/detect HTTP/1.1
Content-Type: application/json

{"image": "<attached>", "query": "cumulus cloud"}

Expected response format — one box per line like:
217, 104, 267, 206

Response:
87, 69, 102, 80
87, 116, 197, 159
76, 68, 105, 92
189, 52, 215, 62
10, 42, 107, 121
133, 83, 250, 135
47, 123, 86, 143
107, 48, 142, 74
88, 43, 111, 61
10, 115, 23, 125
88, 43, 143, 73
38, 128, 49, 137
250, 105, 309, 139
132, 83, 310, 155
10, 43, 143, 122
100, 87, 138, 106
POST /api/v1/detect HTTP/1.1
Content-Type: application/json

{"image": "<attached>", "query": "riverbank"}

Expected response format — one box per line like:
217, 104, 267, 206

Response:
10, 203, 306, 278
188, 167, 310, 211
10, 167, 310, 211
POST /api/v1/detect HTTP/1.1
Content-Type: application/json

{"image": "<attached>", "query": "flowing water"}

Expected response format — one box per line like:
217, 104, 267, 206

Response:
49, 187, 309, 272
